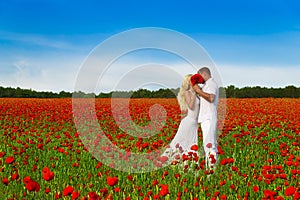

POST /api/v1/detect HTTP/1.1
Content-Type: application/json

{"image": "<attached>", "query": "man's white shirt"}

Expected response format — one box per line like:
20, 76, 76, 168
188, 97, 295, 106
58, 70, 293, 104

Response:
198, 78, 219, 123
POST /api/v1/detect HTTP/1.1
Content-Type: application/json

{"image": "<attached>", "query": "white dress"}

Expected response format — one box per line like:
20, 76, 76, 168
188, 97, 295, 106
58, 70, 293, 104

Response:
163, 91, 200, 161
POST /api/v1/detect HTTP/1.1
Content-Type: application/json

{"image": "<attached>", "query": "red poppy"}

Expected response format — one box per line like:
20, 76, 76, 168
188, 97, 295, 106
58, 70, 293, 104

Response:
159, 156, 168, 163
191, 74, 205, 86
45, 188, 51, 194
95, 162, 102, 169
217, 146, 224, 154
23, 176, 32, 184
294, 192, 300, 199
206, 143, 212, 148
285, 186, 295, 196
106, 176, 118, 186
2, 177, 9, 185
25, 180, 40, 192
220, 180, 226, 186
159, 184, 169, 196
182, 154, 190, 161
11, 173, 19, 180
42, 167, 54, 181
220, 158, 234, 165
72, 191, 80, 199
63, 186, 74, 196
152, 179, 159, 186
214, 191, 220, 197
32, 165, 37, 172
100, 188, 108, 195
253, 186, 259, 192
220, 159, 227, 165
5, 156, 15, 164
88, 191, 100, 200
231, 166, 238, 172
264, 190, 277, 198
190, 144, 198, 151
210, 154, 216, 164
174, 154, 181, 160
0, 152, 5, 158
142, 142, 149, 148
55, 192, 62, 199
127, 175, 133, 181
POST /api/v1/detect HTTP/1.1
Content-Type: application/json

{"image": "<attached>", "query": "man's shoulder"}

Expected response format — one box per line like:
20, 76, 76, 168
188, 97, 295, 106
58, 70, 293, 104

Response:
206, 78, 218, 87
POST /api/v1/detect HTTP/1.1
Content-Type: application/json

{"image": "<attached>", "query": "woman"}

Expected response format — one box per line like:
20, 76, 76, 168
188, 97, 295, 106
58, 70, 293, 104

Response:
163, 74, 200, 162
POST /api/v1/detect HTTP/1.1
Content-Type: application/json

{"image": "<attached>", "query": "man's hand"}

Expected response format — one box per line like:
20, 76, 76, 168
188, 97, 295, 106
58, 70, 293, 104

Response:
192, 84, 215, 103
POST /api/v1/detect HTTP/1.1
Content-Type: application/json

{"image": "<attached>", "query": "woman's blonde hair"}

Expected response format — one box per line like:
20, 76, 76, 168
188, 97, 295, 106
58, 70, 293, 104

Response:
177, 74, 192, 111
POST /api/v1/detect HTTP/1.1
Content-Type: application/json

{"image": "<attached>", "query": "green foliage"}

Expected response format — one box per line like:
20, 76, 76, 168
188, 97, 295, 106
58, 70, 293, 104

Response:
224, 85, 300, 98
0, 85, 299, 98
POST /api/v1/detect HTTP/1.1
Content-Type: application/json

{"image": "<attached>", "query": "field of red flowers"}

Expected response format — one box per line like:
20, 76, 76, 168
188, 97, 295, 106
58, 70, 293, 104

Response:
0, 98, 299, 199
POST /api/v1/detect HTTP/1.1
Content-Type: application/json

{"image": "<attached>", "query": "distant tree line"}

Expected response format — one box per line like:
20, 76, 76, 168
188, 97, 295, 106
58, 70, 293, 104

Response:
0, 86, 179, 98
223, 85, 300, 98
0, 85, 299, 98
97, 88, 180, 98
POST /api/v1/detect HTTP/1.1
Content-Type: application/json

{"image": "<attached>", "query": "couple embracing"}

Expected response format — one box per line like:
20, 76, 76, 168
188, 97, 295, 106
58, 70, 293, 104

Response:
165, 67, 219, 170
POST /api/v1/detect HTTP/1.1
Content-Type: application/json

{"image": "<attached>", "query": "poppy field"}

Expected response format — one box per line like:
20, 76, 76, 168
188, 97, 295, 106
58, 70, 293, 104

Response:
0, 98, 299, 199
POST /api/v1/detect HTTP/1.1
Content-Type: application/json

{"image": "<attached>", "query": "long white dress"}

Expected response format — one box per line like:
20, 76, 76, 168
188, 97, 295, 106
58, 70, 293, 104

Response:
163, 91, 200, 161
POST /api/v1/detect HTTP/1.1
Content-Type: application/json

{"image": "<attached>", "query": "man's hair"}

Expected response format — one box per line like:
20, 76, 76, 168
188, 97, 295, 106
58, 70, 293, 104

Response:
198, 67, 211, 76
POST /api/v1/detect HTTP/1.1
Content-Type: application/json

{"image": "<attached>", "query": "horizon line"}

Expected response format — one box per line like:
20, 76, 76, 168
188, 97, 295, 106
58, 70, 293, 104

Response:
1, 84, 299, 94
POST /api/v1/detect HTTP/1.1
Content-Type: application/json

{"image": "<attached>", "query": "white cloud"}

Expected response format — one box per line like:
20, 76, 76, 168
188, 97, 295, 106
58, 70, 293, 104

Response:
0, 31, 108, 51
1, 30, 300, 93
77, 57, 198, 93
2, 56, 299, 94
218, 64, 300, 88
0, 31, 73, 50
0, 57, 81, 92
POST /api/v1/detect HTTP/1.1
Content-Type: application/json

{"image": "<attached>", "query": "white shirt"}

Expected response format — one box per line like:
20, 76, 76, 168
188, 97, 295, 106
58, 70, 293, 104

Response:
198, 78, 219, 123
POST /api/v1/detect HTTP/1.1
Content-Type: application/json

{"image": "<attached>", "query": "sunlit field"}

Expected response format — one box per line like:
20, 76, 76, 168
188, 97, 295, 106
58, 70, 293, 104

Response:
0, 98, 299, 199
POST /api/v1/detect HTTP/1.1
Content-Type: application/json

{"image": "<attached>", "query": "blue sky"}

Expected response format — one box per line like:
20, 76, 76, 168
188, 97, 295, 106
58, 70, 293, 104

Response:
1, 0, 300, 92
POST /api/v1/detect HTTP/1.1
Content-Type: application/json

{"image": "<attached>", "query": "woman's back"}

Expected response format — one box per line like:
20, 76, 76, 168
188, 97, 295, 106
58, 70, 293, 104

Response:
185, 91, 200, 121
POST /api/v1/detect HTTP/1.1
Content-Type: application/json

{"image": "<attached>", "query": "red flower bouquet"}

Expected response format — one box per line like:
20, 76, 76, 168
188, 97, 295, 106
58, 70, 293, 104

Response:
190, 74, 205, 85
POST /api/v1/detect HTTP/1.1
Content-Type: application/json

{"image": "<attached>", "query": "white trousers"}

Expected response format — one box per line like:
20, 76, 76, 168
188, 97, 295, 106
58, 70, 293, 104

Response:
200, 119, 218, 170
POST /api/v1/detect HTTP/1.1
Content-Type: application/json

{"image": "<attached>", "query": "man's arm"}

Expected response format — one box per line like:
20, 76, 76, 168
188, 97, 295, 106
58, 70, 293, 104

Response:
192, 84, 215, 103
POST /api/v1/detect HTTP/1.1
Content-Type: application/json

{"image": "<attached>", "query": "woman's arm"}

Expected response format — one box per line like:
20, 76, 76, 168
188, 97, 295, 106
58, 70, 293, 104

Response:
184, 90, 196, 110
192, 84, 215, 103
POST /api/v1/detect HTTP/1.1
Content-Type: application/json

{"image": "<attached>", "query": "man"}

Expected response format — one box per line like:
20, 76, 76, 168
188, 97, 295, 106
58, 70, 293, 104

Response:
192, 67, 219, 170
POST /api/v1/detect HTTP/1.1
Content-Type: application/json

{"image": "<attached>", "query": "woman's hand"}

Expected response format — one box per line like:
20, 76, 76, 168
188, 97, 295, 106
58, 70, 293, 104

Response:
192, 84, 201, 94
